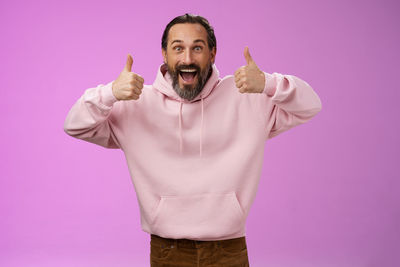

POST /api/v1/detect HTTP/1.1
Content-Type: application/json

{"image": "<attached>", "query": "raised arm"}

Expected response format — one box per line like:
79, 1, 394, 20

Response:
261, 72, 322, 139
63, 81, 121, 148
63, 54, 144, 148
234, 46, 322, 139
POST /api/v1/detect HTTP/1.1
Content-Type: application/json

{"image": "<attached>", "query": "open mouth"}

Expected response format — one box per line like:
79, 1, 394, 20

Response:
179, 69, 198, 84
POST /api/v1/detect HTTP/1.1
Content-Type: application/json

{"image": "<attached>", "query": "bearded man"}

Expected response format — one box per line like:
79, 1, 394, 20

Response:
64, 13, 322, 267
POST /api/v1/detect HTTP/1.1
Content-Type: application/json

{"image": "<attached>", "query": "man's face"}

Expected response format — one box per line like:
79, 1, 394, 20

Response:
162, 23, 216, 101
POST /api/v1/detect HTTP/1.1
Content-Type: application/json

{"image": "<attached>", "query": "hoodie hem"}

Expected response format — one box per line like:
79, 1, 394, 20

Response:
142, 225, 246, 241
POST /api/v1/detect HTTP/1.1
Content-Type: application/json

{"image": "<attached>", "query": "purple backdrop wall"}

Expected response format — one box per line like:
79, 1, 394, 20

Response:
1, 0, 399, 266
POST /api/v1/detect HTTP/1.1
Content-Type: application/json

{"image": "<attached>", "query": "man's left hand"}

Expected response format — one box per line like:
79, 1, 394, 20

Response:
234, 47, 266, 94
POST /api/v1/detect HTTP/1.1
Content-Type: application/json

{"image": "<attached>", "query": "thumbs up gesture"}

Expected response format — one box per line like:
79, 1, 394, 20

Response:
112, 54, 144, 101
234, 47, 265, 94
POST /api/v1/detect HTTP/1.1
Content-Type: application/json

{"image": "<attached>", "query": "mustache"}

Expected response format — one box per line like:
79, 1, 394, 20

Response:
176, 64, 200, 72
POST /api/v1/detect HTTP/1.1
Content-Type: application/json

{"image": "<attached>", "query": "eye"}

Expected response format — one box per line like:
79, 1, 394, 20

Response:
194, 46, 203, 52
174, 46, 182, 52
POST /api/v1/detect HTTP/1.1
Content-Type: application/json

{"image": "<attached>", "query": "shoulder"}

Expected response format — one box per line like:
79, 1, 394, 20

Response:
216, 75, 260, 100
217, 75, 236, 88
213, 75, 238, 96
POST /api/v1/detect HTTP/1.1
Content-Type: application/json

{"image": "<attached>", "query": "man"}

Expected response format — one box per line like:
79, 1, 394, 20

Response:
64, 14, 322, 267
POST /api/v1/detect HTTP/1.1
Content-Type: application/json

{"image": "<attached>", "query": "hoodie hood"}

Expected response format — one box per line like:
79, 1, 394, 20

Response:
152, 63, 221, 157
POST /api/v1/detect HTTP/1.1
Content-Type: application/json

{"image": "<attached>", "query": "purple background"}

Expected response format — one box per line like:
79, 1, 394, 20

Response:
1, 0, 399, 266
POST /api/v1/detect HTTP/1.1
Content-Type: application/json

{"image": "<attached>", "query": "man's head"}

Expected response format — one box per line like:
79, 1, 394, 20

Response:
161, 14, 217, 101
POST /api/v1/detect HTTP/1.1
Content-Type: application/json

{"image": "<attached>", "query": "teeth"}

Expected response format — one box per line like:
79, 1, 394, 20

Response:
180, 69, 197, 72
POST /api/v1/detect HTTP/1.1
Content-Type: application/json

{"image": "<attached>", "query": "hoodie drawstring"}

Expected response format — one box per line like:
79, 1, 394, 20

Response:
177, 97, 204, 157
179, 100, 183, 154
200, 96, 204, 157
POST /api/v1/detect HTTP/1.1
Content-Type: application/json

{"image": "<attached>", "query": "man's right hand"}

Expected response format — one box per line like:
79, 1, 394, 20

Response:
112, 54, 144, 101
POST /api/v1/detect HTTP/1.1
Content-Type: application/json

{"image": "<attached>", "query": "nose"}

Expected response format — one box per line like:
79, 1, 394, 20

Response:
182, 49, 194, 65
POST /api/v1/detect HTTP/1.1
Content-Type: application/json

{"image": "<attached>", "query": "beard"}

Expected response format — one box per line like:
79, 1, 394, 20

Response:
166, 61, 213, 101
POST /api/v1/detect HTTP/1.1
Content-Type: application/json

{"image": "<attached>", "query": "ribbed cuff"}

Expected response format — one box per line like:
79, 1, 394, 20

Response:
101, 80, 118, 106
263, 72, 277, 97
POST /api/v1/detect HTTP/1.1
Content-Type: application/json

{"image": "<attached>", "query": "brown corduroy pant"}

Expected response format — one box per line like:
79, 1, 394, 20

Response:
150, 234, 250, 267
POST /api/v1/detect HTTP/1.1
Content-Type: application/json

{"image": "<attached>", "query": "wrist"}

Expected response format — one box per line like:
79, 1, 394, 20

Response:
111, 82, 120, 101
263, 72, 276, 96
103, 81, 119, 105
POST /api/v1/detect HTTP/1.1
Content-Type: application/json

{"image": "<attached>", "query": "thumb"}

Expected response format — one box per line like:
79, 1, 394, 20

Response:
124, 54, 133, 72
244, 46, 254, 65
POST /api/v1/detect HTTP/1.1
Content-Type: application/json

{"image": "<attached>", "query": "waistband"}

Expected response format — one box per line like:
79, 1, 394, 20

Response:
150, 234, 246, 249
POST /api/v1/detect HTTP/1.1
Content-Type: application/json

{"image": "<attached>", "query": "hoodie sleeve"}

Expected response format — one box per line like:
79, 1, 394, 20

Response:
63, 80, 122, 149
259, 72, 322, 140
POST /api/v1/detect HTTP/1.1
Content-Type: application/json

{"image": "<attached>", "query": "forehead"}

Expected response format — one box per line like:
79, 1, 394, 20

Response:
167, 23, 208, 45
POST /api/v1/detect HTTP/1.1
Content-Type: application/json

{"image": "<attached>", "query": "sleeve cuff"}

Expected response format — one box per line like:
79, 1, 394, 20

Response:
101, 80, 118, 106
263, 72, 277, 97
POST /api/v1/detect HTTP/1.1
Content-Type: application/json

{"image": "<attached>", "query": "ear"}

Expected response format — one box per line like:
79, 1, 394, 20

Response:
210, 47, 216, 64
162, 48, 167, 64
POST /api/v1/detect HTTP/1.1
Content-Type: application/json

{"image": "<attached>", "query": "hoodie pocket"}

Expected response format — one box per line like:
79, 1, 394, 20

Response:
150, 191, 245, 239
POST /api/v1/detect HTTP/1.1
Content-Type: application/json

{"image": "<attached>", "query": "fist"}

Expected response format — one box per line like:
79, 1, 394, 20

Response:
112, 54, 144, 100
234, 47, 265, 94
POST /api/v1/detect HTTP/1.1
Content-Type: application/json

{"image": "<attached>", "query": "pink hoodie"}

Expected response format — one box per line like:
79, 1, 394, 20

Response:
64, 63, 322, 241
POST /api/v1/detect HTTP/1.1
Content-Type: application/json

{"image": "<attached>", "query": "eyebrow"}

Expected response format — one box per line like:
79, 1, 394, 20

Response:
170, 39, 207, 46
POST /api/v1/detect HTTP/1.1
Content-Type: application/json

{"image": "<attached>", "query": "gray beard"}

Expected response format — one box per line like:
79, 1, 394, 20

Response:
167, 63, 213, 101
